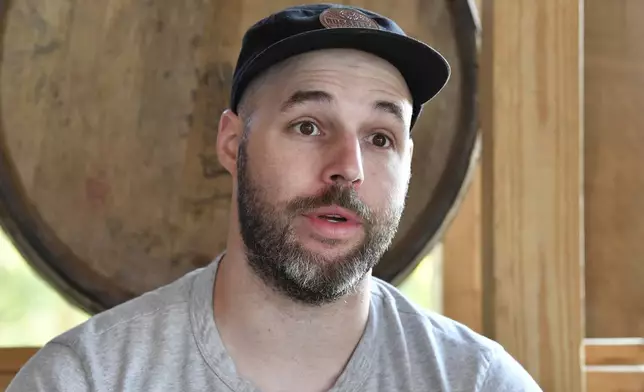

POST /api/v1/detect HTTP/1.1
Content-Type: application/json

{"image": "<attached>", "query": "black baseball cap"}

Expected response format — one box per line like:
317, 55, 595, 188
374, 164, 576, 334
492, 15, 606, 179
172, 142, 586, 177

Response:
229, 3, 451, 129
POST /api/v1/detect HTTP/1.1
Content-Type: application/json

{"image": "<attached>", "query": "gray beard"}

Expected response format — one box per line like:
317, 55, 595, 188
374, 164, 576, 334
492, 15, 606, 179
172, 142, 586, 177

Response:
235, 138, 405, 306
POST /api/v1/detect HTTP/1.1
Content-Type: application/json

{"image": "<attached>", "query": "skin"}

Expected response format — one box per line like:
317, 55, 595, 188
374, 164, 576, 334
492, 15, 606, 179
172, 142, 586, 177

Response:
214, 48, 414, 392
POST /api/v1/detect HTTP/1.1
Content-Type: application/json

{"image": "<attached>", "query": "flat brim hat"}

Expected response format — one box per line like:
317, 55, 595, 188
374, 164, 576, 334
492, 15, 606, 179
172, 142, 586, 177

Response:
230, 3, 451, 129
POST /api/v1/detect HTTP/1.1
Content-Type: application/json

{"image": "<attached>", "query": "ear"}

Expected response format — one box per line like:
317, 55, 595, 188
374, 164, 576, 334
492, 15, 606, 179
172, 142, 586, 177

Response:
216, 109, 243, 176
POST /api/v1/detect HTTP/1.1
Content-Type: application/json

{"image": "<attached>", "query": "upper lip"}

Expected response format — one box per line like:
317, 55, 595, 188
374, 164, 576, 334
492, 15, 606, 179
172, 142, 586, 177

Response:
305, 205, 363, 223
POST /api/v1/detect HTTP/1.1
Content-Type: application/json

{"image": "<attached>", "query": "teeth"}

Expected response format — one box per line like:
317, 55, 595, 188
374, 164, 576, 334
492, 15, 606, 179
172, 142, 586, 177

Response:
320, 214, 347, 223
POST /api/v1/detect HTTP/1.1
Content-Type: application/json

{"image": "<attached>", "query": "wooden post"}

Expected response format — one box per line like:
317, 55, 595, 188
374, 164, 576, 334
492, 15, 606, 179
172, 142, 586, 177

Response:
443, 160, 482, 334
479, 1, 585, 391
441, 0, 483, 335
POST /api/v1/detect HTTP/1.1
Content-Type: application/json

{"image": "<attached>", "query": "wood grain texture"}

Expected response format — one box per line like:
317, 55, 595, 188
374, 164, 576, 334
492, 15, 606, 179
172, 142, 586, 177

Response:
584, 0, 644, 338
584, 339, 644, 392
442, 153, 482, 333
480, 0, 584, 390
586, 369, 644, 392
586, 339, 644, 367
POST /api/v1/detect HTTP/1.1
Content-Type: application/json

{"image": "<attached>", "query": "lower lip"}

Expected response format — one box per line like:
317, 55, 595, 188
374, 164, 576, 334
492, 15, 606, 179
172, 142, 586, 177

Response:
301, 215, 363, 240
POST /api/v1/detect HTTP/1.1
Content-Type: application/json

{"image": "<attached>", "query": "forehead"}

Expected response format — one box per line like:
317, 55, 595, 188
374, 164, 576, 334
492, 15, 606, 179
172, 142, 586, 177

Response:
252, 49, 413, 112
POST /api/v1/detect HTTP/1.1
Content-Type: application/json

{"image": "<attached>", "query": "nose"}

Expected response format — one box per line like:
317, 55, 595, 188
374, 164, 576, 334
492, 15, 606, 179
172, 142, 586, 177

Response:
322, 136, 364, 189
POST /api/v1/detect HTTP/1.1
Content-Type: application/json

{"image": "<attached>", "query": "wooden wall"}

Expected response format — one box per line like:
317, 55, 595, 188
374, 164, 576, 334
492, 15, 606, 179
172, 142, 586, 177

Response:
443, 0, 644, 390
584, 0, 644, 339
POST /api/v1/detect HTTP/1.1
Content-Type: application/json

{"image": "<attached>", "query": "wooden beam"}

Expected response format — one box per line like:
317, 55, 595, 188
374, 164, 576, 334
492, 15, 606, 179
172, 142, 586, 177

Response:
585, 338, 644, 366
0, 347, 38, 390
479, 0, 585, 391
443, 159, 482, 334
0, 347, 38, 373
584, 339, 644, 391
442, 0, 483, 335
586, 368, 644, 392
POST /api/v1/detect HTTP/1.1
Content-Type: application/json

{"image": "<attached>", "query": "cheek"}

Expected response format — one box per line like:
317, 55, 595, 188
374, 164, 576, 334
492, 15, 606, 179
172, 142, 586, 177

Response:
249, 139, 319, 203
362, 157, 411, 209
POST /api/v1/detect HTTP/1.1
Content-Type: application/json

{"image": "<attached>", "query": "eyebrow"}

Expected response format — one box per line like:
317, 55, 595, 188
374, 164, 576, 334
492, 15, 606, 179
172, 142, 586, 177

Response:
279, 89, 406, 126
280, 90, 333, 113
373, 100, 405, 125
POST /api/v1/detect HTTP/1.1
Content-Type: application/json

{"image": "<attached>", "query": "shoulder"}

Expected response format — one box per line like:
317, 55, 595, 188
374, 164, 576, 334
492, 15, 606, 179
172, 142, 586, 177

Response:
369, 275, 498, 355
369, 276, 542, 391
55, 264, 204, 347
7, 264, 210, 391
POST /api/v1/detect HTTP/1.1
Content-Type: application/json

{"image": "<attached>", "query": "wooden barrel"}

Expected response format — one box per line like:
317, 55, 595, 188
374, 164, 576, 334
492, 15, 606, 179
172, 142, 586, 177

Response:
0, 0, 479, 314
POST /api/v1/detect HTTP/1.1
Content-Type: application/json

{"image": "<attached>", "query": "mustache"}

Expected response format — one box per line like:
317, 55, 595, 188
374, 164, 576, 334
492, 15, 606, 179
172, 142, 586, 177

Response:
285, 184, 372, 224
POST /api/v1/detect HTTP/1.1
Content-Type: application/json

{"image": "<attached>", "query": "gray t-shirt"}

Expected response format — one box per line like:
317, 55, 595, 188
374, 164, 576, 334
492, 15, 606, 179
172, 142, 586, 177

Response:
8, 254, 541, 391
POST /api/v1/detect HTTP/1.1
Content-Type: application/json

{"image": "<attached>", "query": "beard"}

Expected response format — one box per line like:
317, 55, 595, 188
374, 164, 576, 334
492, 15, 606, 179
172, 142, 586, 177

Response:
235, 137, 407, 306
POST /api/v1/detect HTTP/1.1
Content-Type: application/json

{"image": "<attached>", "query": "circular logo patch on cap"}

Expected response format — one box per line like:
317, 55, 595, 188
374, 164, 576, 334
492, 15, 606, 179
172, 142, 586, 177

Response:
319, 8, 380, 30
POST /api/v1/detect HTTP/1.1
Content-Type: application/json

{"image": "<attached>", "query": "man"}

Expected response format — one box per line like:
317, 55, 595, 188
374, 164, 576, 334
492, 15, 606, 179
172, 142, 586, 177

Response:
9, 4, 541, 391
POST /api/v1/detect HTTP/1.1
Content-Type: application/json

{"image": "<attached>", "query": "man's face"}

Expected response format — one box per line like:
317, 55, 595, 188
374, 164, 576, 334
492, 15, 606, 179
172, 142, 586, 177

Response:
233, 49, 414, 305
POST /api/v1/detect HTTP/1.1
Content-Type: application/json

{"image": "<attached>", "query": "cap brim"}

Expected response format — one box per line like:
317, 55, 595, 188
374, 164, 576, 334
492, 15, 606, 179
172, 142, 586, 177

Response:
231, 27, 450, 124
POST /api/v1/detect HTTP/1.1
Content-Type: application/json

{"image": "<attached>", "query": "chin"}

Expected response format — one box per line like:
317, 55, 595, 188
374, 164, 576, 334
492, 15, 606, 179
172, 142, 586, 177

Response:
298, 236, 364, 260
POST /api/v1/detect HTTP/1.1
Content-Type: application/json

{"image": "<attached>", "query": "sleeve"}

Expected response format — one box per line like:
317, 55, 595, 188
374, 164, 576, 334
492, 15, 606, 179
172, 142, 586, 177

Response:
479, 347, 544, 392
6, 342, 91, 392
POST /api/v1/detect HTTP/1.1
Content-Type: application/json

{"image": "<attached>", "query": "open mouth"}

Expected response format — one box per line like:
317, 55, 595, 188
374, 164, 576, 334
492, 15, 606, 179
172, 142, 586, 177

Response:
301, 206, 363, 239
303, 205, 362, 227
318, 214, 348, 223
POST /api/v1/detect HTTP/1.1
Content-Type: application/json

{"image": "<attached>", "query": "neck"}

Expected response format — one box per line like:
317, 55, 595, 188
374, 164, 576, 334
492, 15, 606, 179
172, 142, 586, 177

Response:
212, 242, 372, 392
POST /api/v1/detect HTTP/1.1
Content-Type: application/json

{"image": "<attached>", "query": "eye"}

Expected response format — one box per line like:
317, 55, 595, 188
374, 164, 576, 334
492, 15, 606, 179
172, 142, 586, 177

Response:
292, 121, 321, 136
368, 132, 393, 148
